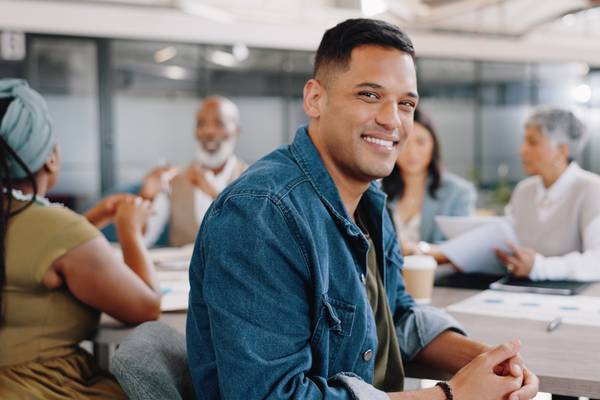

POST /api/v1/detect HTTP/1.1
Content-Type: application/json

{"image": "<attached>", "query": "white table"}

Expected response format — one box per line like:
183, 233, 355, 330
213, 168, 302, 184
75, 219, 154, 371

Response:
95, 281, 600, 397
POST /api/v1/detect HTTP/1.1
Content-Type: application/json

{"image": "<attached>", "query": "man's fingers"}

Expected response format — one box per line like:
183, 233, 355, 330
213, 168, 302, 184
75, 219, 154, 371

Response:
496, 373, 524, 399
493, 363, 507, 376
485, 340, 521, 367
510, 361, 522, 378
508, 367, 539, 400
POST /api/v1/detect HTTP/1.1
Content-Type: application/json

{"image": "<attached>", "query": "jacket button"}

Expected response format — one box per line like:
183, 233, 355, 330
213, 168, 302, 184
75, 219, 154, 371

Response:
360, 273, 366, 285
363, 349, 373, 361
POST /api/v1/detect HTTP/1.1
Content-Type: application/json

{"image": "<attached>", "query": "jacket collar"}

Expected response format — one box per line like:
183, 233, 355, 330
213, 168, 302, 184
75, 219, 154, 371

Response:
290, 126, 387, 236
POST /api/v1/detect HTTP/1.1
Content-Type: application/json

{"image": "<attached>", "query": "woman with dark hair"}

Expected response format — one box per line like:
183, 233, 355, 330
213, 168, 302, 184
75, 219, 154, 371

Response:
382, 107, 476, 260
0, 79, 161, 398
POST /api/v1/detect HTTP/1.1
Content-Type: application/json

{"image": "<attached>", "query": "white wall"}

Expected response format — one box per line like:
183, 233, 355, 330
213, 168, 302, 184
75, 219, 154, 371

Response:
45, 94, 100, 198
419, 99, 476, 181
480, 105, 529, 182
114, 95, 288, 187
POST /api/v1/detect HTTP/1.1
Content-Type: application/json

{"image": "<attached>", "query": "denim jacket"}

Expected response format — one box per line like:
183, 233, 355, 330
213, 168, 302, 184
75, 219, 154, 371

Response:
187, 126, 464, 399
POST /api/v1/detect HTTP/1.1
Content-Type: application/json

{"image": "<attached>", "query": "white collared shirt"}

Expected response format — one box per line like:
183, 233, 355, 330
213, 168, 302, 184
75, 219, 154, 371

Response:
144, 156, 244, 247
192, 155, 239, 225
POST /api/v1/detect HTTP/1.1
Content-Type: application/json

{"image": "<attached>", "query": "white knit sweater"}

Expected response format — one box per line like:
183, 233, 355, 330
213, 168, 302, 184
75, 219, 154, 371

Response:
506, 163, 600, 281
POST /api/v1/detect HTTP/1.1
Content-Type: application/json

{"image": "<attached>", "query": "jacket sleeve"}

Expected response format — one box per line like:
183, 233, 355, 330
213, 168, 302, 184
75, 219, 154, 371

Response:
187, 194, 386, 399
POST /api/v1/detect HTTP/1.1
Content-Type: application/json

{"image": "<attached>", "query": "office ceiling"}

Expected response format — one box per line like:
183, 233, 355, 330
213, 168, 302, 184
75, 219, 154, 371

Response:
11, 0, 600, 66
48, 0, 600, 38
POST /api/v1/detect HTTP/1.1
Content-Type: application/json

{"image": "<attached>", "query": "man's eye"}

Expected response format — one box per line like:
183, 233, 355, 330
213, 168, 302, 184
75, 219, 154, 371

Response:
359, 91, 379, 100
399, 101, 416, 109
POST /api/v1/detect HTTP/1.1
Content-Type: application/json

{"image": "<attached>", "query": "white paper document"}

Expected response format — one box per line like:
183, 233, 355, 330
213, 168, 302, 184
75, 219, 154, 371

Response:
159, 270, 190, 311
448, 290, 600, 327
438, 218, 517, 275
435, 215, 507, 239
149, 244, 195, 270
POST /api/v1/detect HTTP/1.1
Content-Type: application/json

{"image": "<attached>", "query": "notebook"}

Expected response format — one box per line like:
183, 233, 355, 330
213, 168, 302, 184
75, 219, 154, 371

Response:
435, 272, 506, 290
489, 276, 590, 296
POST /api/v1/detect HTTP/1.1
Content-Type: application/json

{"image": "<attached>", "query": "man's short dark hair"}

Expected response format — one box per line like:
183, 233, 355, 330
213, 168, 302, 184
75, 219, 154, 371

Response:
313, 18, 415, 80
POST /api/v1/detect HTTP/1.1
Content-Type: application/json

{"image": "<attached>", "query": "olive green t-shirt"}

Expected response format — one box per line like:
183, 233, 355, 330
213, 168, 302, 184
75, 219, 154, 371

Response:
356, 211, 405, 392
1, 199, 101, 367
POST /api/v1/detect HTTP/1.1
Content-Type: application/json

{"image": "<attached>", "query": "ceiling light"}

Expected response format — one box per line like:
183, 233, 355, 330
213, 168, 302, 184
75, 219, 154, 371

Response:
154, 46, 177, 63
232, 43, 249, 62
210, 50, 237, 67
361, 0, 387, 17
163, 65, 187, 80
572, 84, 592, 103
575, 62, 590, 76
177, 0, 234, 23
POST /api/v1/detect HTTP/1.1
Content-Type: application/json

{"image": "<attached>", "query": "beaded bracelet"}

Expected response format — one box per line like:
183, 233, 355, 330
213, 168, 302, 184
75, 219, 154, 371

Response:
435, 381, 454, 400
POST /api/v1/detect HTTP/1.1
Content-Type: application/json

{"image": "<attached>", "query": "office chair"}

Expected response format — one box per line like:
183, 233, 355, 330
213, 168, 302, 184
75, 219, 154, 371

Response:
110, 321, 196, 400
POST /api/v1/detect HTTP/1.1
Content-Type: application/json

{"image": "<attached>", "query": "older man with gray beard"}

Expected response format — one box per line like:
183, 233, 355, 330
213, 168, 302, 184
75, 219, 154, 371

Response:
140, 96, 247, 246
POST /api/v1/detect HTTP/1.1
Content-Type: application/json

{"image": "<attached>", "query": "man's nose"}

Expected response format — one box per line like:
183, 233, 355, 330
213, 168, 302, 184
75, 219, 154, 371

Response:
375, 101, 401, 131
198, 124, 219, 139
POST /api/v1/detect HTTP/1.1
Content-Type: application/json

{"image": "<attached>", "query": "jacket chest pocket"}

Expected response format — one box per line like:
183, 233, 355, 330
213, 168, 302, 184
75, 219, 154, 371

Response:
311, 294, 356, 373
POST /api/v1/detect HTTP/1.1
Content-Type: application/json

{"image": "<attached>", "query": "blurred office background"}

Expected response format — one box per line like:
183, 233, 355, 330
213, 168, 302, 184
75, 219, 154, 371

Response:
1, 0, 600, 211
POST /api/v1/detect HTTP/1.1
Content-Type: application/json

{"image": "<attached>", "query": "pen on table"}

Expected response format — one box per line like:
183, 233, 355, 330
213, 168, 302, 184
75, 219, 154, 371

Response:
546, 316, 562, 332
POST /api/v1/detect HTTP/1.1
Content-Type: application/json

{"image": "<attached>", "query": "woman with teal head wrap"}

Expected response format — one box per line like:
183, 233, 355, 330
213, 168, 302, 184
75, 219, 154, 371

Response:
0, 79, 162, 399
0, 78, 56, 179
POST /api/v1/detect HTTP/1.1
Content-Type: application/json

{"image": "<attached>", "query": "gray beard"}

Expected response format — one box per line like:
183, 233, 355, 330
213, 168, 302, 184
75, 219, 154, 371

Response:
195, 139, 236, 169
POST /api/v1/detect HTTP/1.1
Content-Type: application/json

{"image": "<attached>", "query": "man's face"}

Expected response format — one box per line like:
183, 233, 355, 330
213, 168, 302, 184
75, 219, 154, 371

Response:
307, 45, 418, 184
195, 100, 238, 154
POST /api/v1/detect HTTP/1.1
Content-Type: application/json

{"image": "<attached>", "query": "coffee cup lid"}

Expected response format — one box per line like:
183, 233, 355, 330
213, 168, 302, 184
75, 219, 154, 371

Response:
403, 255, 437, 269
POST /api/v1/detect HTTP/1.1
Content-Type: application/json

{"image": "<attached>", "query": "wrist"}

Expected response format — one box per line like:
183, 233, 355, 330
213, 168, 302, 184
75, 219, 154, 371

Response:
116, 223, 142, 239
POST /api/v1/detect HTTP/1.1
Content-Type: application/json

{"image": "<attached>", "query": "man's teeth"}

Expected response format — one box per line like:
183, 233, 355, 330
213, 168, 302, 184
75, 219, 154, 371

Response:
363, 136, 394, 148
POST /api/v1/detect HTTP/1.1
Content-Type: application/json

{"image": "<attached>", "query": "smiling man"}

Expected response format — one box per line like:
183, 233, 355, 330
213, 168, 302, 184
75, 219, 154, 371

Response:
187, 19, 538, 399
137, 96, 247, 246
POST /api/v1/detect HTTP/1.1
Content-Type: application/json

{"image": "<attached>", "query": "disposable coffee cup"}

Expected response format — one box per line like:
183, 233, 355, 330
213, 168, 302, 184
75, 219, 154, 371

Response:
402, 255, 437, 304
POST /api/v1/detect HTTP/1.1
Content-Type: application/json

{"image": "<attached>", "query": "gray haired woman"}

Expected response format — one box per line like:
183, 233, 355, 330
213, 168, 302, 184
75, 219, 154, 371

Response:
496, 107, 600, 281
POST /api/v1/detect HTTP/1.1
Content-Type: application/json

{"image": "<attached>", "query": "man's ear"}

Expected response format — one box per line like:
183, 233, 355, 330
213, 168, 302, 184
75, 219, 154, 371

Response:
43, 146, 59, 174
303, 79, 325, 119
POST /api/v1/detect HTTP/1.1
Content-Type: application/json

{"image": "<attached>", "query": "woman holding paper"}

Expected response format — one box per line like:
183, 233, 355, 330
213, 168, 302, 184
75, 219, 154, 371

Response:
496, 107, 600, 281
382, 107, 476, 261
0, 79, 161, 398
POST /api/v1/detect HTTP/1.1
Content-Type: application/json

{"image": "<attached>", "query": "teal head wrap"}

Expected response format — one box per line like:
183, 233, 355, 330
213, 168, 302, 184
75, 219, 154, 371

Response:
0, 79, 55, 179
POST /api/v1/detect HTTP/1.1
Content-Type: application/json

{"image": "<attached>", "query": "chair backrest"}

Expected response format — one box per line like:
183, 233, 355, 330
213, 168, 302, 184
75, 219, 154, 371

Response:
110, 321, 196, 400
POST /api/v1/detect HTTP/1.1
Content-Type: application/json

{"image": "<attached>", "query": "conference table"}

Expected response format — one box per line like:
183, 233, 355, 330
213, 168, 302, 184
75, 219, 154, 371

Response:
95, 275, 600, 398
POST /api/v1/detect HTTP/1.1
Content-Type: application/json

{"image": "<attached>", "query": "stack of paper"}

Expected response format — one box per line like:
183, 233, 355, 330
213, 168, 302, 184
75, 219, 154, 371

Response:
436, 216, 516, 275
159, 270, 190, 312
149, 244, 195, 270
